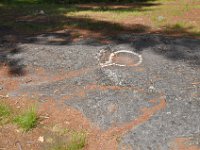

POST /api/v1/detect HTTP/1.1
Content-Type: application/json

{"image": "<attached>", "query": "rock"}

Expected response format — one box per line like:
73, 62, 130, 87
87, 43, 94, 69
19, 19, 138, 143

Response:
39, 10, 45, 15
0, 85, 3, 90
157, 16, 165, 21
38, 136, 44, 143
148, 85, 156, 94
65, 121, 70, 125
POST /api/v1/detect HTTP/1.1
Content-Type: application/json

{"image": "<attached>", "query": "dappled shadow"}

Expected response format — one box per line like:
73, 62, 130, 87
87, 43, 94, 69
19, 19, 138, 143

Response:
0, 35, 26, 76
1, 21, 200, 69
130, 34, 200, 66
24, 32, 74, 45
56, 15, 200, 67
66, 16, 150, 34
75, 2, 160, 12
0, 1, 200, 69
160, 24, 200, 37
18, 18, 200, 67
8, 15, 151, 45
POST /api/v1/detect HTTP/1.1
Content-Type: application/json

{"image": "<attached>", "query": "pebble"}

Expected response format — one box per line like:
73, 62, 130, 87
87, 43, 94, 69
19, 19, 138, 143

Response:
148, 85, 156, 94
38, 136, 44, 143
158, 16, 165, 21
38, 10, 45, 15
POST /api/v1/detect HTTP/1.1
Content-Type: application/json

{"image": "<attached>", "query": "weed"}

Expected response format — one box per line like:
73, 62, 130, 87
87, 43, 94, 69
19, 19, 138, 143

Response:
67, 132, 86, 150
192, 32, 200, 37
51, 131, 86, 150
0, 103, 11, 125
14, 106, 38, 131
170, 23, 185, 30
52, 144, 67, 150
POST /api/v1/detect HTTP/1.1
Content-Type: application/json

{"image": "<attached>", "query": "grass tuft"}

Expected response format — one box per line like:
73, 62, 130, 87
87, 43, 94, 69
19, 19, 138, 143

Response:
67, 132, 86, 150
0, 103, 11, 125
14, 106, 38, 131
52, 144, 67, 150
51, 131, 86, 150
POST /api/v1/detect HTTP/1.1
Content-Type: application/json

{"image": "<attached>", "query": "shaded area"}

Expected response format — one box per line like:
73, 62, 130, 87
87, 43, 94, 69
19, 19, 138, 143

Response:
0, 0, 200, 77
0, 1, 158, 34
74, 2, 160, 12
129, 34, 200, 66
2, 0, 158, 4
0, 1, 158, 76
0, 35, 26, 76
6, 15, 199, 67
0, 1, 199, 37
1, 0, 199, 37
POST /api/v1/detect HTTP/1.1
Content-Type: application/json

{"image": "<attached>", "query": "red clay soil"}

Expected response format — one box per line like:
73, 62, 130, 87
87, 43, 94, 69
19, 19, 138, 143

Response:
170, 137, 200, 150
0, 65, 200, 150
0, 94, 167, 150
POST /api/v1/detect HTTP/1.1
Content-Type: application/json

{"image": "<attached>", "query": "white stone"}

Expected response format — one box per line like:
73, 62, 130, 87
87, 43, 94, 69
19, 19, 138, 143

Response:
38, 136, 44, 143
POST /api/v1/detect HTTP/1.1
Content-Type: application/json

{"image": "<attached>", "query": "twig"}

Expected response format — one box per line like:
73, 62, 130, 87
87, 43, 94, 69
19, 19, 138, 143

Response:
15, 141, 22, 150
0, 95, 9, 98
192, 82, 200, 85
40, 115, 50, 119
25, 79, 32, 83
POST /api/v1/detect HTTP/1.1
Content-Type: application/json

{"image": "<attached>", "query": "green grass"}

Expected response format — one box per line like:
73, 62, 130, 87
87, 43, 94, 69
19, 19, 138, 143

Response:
163, 22, 188, 32
67, 132, 86, 150
14, 106, 38, 131
0, 103, 11, 125
52, 131, 86, 150
52, 144, 67, 150
191, 32, 200, 37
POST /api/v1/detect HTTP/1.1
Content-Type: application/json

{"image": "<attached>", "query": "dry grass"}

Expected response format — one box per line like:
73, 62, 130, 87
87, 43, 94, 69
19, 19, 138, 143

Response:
52, 131, 86, 150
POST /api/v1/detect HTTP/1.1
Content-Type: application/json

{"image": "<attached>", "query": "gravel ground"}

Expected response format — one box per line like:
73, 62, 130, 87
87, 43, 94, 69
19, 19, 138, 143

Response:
1, 34, 200, 149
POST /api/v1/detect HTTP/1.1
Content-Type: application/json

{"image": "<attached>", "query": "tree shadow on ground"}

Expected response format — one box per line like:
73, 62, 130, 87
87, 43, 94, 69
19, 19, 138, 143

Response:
0, 36, 26, 76
21, 16, 200, 67
74, 2, 160, 12
130, 34, 200, 66
0, 1, 200, 76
